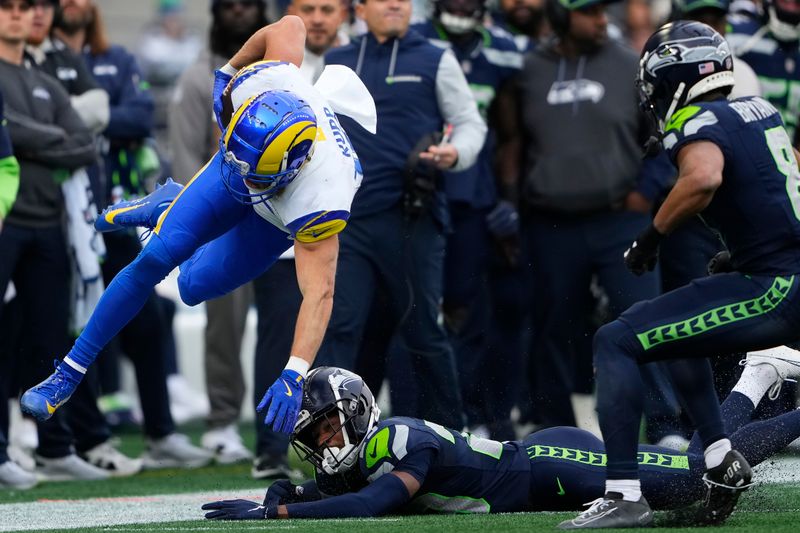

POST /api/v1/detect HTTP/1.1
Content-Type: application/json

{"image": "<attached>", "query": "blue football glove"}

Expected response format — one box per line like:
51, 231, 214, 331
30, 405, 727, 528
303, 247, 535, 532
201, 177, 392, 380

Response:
486, 200, 520, 238
212, 69, 233, 131
202, 499, 276, 520
257, 369, 304, 434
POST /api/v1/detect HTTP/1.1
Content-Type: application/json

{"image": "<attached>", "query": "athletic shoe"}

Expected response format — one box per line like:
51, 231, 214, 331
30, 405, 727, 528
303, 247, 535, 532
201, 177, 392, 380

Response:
742, 346, 800, 400
697, 449, 753, 525
251, 453, 303, 480
201, 424, 254, 465
94, 177, 182, 232
7, 445, 35, 472
80, 441, 142, 477
20, 365, 81, 422
0, 460, 37, 489
558, 493, 654, 529
656, 434, 691, 452
34, 453, 111, 481
167, 374, 210, 425
141, 433, 213, 470
9, 400, 38, 451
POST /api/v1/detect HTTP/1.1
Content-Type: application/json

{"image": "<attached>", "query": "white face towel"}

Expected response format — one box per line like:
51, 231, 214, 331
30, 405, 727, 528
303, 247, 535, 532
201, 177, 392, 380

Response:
314, 64, 378, 135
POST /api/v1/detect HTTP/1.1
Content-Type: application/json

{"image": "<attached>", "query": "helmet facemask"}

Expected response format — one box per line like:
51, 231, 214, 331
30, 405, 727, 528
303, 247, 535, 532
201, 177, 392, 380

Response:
291, 374, 381, 475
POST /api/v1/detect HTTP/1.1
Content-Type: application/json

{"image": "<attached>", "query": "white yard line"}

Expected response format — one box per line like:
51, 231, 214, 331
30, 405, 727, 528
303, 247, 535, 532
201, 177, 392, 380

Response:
0, 489, 262, 532
2, 457, 800, 532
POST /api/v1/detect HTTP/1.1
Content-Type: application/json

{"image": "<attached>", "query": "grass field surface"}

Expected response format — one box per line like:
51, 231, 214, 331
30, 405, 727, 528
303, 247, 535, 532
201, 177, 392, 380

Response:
2, 423, 800, 532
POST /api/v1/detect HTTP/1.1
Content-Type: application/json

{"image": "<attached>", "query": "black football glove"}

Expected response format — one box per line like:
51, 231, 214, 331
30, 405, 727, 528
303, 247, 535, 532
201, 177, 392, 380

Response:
264, 479, 308, 506
202, 499, 276, 520
624, 224, 663, 276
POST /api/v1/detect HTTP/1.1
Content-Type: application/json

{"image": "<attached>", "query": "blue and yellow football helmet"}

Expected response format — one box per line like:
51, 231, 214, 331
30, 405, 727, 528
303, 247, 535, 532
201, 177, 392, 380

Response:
220, 88, 317, 204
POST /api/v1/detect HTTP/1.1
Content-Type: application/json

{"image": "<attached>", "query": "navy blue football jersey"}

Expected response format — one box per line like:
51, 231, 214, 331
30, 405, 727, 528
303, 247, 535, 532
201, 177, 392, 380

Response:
412, 22, 522, 208
663, 96, 800, 274
358, 417, 531, 513
727, 17, 800, 140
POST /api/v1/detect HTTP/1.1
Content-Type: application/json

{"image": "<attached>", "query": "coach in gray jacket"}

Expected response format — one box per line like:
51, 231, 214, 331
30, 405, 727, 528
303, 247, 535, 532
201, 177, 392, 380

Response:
504, 0, 680, 434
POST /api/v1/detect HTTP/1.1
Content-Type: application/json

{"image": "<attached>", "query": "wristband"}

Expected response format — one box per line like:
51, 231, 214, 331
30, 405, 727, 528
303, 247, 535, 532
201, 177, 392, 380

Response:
285, 356, 310, 378
220, 62, 238, 77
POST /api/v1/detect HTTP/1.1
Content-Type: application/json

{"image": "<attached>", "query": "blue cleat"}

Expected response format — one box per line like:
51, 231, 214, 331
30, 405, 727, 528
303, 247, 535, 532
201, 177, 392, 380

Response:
94, 177, 183, 233
20, 365, 82, 422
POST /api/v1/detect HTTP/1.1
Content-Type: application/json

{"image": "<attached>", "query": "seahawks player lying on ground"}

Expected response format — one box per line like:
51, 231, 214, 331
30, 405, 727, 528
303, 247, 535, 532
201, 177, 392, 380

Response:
203, 349, 800, 521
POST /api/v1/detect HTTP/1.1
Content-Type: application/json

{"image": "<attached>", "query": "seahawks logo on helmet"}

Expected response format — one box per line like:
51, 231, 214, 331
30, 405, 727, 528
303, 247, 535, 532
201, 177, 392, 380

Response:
636, 21, 734, 136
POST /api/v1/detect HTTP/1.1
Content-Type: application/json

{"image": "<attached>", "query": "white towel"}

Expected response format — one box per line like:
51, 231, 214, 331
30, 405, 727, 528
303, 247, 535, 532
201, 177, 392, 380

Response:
62, 169, 106, 333
314, 64, 377, 134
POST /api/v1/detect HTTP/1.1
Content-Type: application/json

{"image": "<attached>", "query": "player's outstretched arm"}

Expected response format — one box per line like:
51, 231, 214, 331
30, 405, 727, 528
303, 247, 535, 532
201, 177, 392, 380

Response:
653, 141, 724, 235
290, 234, 339, 369
254, 235, 339, 434
228, 15, 306, 70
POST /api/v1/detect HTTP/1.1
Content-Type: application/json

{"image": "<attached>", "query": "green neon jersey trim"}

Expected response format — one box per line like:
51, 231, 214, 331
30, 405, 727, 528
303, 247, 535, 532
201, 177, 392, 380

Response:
526, 444, 690, 470
636, 276, 794, 351
364, 427, 392, 469
665, 105, 702, 133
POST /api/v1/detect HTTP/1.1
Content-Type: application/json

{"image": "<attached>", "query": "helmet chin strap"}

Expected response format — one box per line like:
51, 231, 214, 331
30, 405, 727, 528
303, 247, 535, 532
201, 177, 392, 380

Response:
768, 7, 800, 42
661, 82, 686, 133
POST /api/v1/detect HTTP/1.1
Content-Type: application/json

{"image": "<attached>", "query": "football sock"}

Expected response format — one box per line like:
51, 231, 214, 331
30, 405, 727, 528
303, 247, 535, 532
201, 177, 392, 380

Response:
704, 438, 732, 469
59, 358, 85, 383
605, 479, 642, 502
731, 362, 779, 408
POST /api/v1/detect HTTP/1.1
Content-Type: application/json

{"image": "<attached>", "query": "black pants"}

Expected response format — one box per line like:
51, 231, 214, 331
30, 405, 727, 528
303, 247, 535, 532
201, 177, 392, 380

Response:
596, 272, 800, 478
252, 259, 297, 458
319, 207, 464, 429
0, 223, 76, 457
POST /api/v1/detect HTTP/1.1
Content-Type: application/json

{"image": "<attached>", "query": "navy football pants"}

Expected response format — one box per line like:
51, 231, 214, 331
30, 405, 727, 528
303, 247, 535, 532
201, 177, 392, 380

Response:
595, 272, 800, 478
526, 388, 800, 511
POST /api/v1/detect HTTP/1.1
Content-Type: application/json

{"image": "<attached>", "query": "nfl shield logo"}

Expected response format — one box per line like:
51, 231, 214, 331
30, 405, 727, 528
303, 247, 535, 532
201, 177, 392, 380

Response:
698, 62, 715, 74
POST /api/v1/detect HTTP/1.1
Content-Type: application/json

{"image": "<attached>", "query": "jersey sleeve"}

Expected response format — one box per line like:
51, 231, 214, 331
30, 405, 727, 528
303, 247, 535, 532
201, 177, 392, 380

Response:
286, 210, 350, 243
358, 422, 440, 484
662, 103, 731, 163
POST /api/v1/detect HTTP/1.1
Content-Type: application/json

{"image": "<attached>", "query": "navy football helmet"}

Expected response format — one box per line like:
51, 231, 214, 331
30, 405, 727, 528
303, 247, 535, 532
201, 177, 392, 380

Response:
434, 0, 487, 35
291, 367, 380, 475
637, 21, 734, 134
764, 0, 800, 41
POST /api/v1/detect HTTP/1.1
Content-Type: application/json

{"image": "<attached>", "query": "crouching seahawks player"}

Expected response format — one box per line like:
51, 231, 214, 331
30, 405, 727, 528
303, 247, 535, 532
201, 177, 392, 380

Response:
203, 349, 800, 522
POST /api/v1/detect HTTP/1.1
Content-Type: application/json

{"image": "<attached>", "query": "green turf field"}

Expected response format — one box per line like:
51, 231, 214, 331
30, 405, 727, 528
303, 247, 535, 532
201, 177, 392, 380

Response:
2, 423, 800, 532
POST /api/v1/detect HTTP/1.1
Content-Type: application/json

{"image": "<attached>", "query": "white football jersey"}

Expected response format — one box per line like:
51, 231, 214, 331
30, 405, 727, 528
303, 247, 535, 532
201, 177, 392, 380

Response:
229, 61, 369, 242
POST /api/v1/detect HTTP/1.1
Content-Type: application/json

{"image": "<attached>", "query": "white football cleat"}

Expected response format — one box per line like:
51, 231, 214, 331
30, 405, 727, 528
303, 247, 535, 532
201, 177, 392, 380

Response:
742, 346, 800, 400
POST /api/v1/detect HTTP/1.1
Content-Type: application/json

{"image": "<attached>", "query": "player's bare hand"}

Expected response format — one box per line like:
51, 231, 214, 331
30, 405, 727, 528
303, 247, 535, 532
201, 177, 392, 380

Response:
419, 143, 458, 169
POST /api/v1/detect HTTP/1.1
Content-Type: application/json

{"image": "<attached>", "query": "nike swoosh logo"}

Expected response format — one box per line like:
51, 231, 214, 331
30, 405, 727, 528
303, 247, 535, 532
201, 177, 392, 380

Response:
46, 400, 64, 415
282, 380, 292, 397
557, 477, 566, 496
571, 508, 617, 527
105, 203, 146, 224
